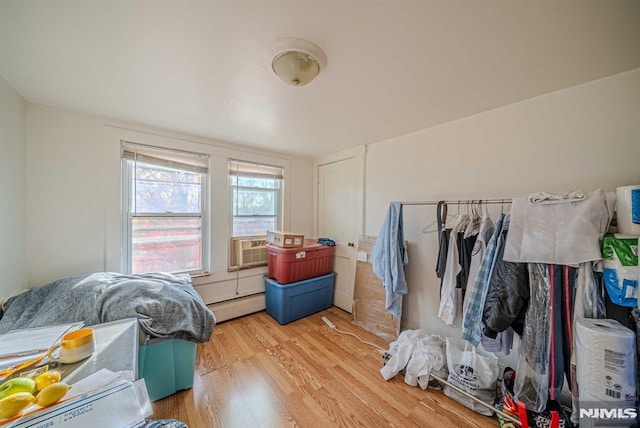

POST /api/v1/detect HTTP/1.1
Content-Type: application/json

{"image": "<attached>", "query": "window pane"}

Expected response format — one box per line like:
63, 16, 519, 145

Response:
233, 217, 276, 237
232, 188, 277, 216
133, 161, 202, 214
131, 217, 202, 273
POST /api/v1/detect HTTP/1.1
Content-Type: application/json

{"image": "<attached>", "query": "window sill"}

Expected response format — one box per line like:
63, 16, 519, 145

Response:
190, 271, 211, 279
227, 263, 267, 273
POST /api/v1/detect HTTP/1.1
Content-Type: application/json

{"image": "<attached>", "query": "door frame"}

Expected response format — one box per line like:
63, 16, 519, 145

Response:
313, 145, 366, 239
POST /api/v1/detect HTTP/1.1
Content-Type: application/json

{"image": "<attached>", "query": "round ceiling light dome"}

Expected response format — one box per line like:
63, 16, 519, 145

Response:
267, 38, 326, 86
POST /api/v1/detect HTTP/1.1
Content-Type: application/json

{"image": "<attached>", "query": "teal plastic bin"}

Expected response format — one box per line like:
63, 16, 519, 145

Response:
264, 272, 335, 325
138, 338, 197, 401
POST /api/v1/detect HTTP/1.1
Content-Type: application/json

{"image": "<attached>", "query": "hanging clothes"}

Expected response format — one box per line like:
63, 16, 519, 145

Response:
456, 232, 478, 295
371, 202, 409, 318
435, 201, 450, 285
547, 264, 577, 402
438, 216, 465, 326
436, 201, 477, 297
482, 219, 530, 338
514, 263, 578, 414
462, 214, 495, 314
460, 214, 506, 346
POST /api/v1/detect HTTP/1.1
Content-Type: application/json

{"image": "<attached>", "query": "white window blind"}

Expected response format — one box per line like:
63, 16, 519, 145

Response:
228, 160, 283, 180
122, 142, 209, 174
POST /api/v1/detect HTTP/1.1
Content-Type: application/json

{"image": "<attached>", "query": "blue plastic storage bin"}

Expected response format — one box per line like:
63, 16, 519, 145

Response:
264, 272, 335, 325
138, 338, 197, 401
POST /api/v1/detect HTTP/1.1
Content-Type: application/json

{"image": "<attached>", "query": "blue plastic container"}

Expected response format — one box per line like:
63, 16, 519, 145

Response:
264, 272, 335, 325
138, 338, 197, 401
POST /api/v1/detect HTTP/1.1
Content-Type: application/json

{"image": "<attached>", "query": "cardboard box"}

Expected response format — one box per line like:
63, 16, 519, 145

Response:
266, 230, 304, 248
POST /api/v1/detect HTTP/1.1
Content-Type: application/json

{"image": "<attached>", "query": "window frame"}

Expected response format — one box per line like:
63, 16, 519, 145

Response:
121, 145, 209, 275
230, 181, 282, 234
228, 159, 284, 268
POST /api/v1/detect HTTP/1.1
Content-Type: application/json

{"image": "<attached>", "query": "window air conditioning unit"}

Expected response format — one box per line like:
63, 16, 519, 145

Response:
236, 238, 268, 267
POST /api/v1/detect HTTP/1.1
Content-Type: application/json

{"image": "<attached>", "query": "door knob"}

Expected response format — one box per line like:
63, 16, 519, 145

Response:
348, 242, 355, 247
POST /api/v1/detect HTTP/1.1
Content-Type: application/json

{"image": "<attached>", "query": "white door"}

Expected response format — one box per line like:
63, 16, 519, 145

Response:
317, 150, 364, 312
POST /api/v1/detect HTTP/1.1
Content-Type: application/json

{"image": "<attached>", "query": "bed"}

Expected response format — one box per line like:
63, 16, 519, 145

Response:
0, 272, 215, 401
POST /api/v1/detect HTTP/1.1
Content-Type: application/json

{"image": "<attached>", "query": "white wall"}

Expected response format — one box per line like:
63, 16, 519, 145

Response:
365, 68, 640, 356
26, 104, 314, 306
0, 76, 27, 298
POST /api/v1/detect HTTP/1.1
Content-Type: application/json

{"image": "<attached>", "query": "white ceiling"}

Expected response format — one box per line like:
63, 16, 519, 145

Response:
1, 1, 640, 157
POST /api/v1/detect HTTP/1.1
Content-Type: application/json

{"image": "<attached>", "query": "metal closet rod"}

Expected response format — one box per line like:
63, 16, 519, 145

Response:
401, 198, 512, 206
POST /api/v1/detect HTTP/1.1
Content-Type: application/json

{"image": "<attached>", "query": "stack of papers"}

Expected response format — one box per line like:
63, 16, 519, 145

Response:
0, 323, 83, 376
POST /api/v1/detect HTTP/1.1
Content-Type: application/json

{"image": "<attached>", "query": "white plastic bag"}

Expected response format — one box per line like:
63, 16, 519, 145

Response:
443, 337, 499, 416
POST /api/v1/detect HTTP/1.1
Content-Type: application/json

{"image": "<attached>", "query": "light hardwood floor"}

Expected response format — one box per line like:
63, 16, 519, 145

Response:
151, 307, 498, 427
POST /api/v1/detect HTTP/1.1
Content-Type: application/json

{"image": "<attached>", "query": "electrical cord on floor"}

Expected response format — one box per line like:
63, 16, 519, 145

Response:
322, 316, 386, 352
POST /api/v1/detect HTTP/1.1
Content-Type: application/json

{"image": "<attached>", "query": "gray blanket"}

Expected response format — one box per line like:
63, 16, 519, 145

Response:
0, 272, 215, 342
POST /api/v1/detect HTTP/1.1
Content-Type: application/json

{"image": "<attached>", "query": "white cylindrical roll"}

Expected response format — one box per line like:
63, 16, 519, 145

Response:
616, 185, 640, 235
575, 319, 637, 404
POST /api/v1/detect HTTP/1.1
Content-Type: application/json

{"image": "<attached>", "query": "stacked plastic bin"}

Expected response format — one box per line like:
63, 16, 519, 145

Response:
264, 239, 335, 324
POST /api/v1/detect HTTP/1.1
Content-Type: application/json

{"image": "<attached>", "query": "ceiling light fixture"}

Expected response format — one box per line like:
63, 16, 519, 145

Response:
267, 38, 326, 87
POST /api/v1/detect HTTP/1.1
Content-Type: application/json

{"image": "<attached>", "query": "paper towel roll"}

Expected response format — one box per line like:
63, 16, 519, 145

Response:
575, 319, 637, 404
616, 185, 640, 235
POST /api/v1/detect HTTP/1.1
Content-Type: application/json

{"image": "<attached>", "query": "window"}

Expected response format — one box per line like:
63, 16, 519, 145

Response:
122, 142, 209, 274
229, 160, 283, 237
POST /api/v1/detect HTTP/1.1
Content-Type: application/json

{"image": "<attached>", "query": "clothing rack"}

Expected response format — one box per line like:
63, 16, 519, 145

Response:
400, 198, 512, 206
400, 197, 522, 426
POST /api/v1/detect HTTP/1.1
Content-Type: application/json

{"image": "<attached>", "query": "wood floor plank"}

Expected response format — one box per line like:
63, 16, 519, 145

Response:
300, 385, 368, 428
330, 363, 418, 423
418, 390, 498, 428
197, 327, 244, 371
251, 350, 297, 396
226, 358, 297, 428
269, 340, 325, 390
195, 340, 227, 376
151, 369, 217, 427
320, 376, 395, 427
251, 352, 337, 428
300, 329, 359, 363
241, 314, 286, 348
200, 366, 259, 427
224, 320, 265, 359
293, 333, 342, 368
151, 308, 505, 428
408, 398, 467, 428
290, 392, 340, 427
